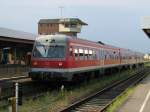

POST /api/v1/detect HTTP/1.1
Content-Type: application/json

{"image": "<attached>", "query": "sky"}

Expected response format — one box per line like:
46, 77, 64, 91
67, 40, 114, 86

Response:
0, 0, 150, 53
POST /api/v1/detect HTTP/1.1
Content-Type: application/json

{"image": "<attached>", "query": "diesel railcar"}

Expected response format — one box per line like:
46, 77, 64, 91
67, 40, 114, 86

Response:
29, 35, 144, 81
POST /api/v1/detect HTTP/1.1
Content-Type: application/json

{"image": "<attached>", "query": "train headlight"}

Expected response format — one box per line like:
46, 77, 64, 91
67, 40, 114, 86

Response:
58, 62, 63, 67
33, 61, 38, 66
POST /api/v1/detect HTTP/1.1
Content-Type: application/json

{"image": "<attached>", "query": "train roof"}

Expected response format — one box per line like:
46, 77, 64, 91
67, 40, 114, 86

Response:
36, 35, 121, 50
36, 34, 68, 43
35, 35, 143, 55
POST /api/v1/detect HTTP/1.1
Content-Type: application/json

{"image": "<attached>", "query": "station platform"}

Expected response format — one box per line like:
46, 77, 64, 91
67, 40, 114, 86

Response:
117, 74, 150, 112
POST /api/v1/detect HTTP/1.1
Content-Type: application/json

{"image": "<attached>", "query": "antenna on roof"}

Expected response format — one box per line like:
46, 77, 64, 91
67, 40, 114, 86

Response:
59, 6, 64, 18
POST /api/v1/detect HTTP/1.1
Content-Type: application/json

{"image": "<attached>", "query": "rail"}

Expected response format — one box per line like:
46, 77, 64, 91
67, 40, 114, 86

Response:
60, 68, 150, 112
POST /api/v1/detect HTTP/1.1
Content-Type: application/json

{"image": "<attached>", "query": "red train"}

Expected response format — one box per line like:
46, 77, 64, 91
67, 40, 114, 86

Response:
29, 35, 144, 81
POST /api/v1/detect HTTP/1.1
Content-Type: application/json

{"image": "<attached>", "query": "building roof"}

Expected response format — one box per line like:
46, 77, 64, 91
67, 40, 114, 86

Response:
0, 27, 36, 41
141, 17, 150, 38
39, 18, 88, 25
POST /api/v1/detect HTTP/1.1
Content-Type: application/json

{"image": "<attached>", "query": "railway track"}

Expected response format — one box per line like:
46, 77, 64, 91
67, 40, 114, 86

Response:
60, 68, 150, 112
0, 68, 149, 111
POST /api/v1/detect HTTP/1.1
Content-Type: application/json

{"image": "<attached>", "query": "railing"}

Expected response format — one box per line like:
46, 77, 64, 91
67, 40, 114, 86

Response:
0, 64, 29, 78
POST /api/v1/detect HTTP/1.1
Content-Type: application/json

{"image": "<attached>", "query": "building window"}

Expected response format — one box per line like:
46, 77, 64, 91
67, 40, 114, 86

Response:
65, 24, 69, 28
70, 24, 77, 28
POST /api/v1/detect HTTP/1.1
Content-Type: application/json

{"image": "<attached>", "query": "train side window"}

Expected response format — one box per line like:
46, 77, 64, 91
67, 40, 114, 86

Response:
89, 50, 93, 60
93, 50, 97, 60
74, 48, 78, 61
100, 49, 103, 60
79, 48, 84, 60
69, 47, 73, 57
103, 50, 105, 60
95, 50, 99, 60
93, 50, 95, 60
99, 50, 101, 60
101, 50, 103, 60
110, 51, 113, 59
101, 50, 103, 59
99, 49, 105, 60
84, 49, 88, 60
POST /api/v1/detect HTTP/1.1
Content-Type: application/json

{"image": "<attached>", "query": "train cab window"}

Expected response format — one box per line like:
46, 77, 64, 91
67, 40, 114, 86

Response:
79, 48, 84, 60
74, 48, 78, 61
47, 46, 65, 58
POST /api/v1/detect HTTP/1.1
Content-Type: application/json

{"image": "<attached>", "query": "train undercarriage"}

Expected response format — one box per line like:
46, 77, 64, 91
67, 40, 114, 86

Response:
29, 63, 144, 82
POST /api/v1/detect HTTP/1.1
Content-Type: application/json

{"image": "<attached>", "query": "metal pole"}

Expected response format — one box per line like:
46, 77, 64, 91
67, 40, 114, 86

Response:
59, 6, 64, 18
15, 83, 18, 112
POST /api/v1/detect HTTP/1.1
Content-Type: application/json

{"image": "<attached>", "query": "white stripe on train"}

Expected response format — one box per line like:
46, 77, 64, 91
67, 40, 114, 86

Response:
31, 63, 140, 73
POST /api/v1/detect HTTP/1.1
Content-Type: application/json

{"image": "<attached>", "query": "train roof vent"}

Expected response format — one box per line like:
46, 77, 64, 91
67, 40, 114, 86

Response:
98, 41, 105, 45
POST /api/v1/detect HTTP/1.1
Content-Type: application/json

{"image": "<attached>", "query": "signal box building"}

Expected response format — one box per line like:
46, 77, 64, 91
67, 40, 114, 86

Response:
38, 18, 88, 37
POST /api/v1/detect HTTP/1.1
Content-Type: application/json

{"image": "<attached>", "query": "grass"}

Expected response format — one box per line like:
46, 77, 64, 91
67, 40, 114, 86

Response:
144, 61, 150, 67
105, 87, 135, 112
0, 69, 137, 112
105, 64, 149, 112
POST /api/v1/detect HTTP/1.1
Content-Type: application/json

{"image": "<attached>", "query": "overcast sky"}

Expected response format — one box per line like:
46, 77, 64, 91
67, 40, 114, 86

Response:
0, 0, 150, 53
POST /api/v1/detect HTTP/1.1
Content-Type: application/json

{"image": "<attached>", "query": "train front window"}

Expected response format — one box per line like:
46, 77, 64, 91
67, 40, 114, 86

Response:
33, 45, 66, 59
47, 46, 65, 58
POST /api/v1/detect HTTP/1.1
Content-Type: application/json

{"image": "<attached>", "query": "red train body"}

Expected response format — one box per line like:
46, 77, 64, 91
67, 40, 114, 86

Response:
29, 35, 144, 81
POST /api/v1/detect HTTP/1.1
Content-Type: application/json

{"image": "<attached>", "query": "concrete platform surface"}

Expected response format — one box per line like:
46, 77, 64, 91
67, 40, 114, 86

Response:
117, 74, 150, 112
